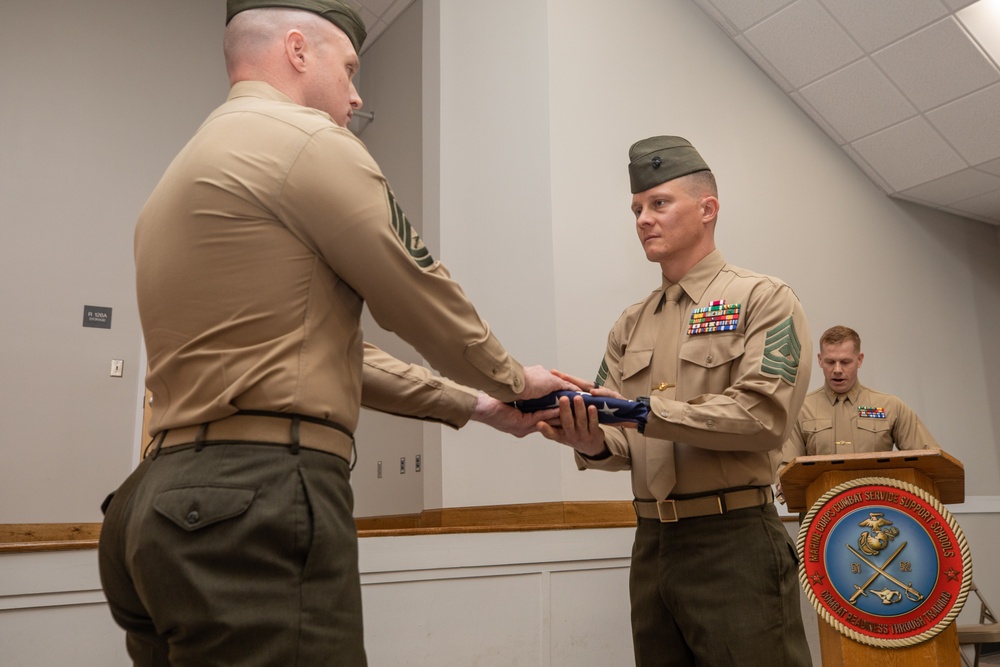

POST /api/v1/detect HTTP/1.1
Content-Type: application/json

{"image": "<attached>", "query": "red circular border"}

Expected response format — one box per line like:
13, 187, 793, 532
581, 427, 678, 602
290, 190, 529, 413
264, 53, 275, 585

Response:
797, 478, 972, 648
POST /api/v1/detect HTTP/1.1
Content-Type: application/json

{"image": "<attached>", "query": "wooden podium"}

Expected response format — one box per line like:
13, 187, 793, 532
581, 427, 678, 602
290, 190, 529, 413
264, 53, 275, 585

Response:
780, 449, 966, 667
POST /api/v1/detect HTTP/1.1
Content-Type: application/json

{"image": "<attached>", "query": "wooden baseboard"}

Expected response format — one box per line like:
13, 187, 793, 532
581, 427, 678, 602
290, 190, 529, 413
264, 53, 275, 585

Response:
1, 501, 805, 552
0, 524, 102, 553
355, 500, 638, 537
0, 501, 637, 553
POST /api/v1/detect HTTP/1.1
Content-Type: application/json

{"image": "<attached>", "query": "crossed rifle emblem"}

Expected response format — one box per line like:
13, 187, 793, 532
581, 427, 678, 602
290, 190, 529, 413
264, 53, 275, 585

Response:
848, 513, 924, 606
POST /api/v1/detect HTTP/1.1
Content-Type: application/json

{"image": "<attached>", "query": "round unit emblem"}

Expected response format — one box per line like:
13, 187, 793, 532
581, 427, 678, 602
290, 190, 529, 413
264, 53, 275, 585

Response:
797, 477, 971, 648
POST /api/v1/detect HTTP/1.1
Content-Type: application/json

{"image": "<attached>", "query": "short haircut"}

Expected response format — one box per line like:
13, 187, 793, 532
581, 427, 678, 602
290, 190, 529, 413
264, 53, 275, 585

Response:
820, 325, 861, 353
678, 170, 718, 199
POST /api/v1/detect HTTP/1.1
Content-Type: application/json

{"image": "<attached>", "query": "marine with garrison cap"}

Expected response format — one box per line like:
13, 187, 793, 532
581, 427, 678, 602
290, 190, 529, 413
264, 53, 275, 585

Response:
98, 1, 572, 664
540, 135, 815, 665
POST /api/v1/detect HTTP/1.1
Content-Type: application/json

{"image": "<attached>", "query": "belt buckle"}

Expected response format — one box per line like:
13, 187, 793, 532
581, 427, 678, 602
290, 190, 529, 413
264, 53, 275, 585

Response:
656, 499, 679, 523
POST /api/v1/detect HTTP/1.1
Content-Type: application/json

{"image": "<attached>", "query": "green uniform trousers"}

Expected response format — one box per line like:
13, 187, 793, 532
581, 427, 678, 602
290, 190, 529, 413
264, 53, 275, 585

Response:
629, 503, 811, 666
99, 443, 366, 666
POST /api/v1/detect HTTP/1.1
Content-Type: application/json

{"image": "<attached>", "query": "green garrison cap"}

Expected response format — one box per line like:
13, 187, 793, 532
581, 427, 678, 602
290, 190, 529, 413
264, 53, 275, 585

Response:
627, 136, 710, 194
226, 0, 367, 53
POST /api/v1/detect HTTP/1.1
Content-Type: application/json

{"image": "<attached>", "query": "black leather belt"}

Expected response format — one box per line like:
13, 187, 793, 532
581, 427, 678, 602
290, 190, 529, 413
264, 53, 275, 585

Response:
147, 411, 355, 465
633, 486, 773, 522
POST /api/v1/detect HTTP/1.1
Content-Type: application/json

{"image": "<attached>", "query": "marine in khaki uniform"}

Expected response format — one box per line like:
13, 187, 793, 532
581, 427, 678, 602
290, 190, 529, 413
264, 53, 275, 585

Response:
98, 3, 569, 665
540, 136, 813, 666
778, 325, 940, 473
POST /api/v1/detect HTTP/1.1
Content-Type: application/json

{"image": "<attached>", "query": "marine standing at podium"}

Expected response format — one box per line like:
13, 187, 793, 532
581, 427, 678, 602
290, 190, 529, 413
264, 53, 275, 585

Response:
539, 136, 813, 666
778, 325, 940, 475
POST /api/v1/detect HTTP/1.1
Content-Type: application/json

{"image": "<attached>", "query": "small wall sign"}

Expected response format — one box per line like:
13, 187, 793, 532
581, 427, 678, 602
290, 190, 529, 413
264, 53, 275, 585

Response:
83, 305, 112, 329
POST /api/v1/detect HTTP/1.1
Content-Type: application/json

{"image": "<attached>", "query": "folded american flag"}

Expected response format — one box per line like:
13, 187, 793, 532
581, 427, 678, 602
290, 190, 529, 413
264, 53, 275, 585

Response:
511, 391, 648, 426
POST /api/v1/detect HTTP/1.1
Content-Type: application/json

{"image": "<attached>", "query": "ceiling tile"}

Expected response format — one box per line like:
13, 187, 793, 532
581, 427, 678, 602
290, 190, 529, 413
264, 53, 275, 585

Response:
942, 0, 981, 10
743, 0, 862, 88
691, 0, 741, 37
790, 92, 845, 144
734, 36, 794, 91
362, 0, 400, 15
850, 117, 967, 191
926, 83, 1000, 165
699, 0, 797, 31
899, 168, 1000, 204
872, 17, 1000, 110
978, 157, 1000, 177
819, 0, 948, 52
799, 58, 916, 142
841, 145, 893, 193
947, 188, 1000, 223
379, 0, 413, 25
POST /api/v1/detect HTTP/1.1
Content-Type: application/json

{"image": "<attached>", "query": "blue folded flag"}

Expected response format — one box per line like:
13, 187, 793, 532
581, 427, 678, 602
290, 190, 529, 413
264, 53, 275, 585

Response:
511, 391, 648, 426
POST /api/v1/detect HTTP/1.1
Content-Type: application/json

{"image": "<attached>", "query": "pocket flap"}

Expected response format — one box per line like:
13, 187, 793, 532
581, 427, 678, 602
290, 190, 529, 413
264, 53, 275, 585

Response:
678, 333, 744, 369
802, 418, 833, 435
621, 348, 653, 381
153, 486, 257, 532
857, 418, 891, 434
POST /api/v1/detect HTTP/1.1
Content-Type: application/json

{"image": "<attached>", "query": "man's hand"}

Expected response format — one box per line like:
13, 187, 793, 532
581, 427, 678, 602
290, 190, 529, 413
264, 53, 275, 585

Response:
537, 393, 610, 458
550, 369, 627, 401
518, 365, 579, 400
471, 393, 557, 438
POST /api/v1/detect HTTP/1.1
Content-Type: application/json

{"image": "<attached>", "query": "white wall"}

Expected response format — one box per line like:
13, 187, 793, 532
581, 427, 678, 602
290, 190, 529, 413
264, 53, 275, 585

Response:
430, 0, 568, 509
0, 0, 228, 523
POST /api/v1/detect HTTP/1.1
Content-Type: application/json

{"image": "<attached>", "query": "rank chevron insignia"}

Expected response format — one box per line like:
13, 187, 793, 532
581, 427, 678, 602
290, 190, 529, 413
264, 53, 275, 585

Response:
595, 358, 609, 388
761, 316, 801, 384
388, 191, 434, 268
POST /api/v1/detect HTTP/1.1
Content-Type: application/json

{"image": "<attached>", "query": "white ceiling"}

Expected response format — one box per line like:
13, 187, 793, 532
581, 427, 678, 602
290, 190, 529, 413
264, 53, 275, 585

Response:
691, 0, 1000, 226
354, 0, 1000, 226
352, 0, 415, 51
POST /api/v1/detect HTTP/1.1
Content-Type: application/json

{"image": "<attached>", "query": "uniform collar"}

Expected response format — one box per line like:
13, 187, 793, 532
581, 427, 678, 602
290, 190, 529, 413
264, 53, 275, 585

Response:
659, 249, 725, 304
824, 382, 863, 405
227, 80, 297, 105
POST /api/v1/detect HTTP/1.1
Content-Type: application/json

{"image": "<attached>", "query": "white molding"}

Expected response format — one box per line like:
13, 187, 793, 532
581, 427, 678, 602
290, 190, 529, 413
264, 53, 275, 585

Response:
946, 496, 1000, 514
778, 495, 1000, 517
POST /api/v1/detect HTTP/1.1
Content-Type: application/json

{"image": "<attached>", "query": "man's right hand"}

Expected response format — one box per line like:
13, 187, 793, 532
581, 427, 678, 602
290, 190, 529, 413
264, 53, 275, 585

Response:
518, 365, 579, 400
536, 393, 610, 458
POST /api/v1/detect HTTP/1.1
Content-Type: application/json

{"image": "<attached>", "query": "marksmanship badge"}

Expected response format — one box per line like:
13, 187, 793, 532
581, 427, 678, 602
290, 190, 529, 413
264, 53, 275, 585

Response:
797, 477, 972, 648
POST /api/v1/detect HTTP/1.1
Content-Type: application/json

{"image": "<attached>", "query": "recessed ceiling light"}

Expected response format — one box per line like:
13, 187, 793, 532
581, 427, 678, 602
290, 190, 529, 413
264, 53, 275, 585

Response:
957, 0, 1000, 65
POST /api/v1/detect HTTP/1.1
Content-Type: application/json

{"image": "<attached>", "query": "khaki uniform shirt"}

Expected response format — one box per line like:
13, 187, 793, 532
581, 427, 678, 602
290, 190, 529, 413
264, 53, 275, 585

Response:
361, 343, 477, 430
576, 250, 812, 499
779, 382, 940, 467
136, 81, 519, 437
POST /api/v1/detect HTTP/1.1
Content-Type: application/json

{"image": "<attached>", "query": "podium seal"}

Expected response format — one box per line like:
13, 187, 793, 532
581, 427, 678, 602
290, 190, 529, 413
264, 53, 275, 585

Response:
797, 477, 972, 648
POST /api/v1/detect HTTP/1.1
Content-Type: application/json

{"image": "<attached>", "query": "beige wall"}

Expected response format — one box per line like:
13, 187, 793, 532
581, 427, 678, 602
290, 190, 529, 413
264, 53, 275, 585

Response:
0, 0, 228, 523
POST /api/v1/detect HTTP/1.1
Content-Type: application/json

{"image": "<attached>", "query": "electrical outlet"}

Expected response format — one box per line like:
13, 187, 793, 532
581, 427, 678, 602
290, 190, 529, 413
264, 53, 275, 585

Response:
377, 461, 382, 478
400, 456, 406, 474
415, 454, 421, 472
110, 359, 124, 377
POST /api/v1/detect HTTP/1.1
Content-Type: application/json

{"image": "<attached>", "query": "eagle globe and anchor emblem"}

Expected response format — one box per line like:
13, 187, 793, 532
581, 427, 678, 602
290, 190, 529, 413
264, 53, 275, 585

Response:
797, 477, 972, 648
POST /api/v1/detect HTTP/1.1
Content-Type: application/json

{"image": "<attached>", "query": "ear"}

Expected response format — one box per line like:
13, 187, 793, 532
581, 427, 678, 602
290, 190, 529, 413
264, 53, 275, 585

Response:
856, 352, 864, 368
700, 195, 719, 224
285, 29, 308, 73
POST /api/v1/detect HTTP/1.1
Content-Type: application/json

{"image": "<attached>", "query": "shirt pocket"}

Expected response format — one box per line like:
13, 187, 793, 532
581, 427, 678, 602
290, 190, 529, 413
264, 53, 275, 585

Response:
801, 418, 834, 454
856, 418, 893, 450
620, 347, 653, 395
678, 332, 745, 390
